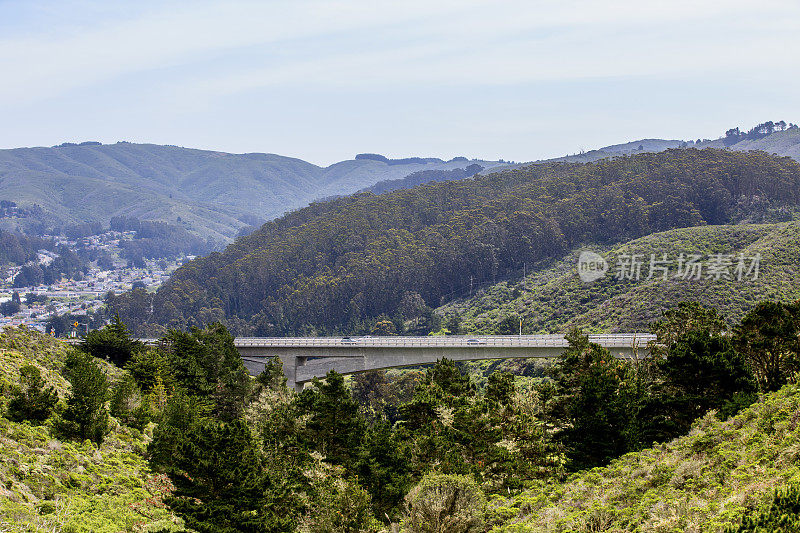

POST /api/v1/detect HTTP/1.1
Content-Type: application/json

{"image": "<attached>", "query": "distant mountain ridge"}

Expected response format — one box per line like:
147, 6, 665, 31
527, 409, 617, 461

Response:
0, 142, 510, 243
4, 122, 800, 247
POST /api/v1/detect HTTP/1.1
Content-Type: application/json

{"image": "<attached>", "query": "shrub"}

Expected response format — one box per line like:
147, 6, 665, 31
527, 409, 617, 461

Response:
302, 477, 381, 533
6, 365, 58, 423
56, 352, 110, 443
402, 473, 486, 533
727, 484, 800, 532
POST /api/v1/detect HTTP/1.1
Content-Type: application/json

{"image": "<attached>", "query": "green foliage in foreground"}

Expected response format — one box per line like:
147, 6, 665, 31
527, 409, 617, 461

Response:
727, 484, 800, 532
490, 382, 800, 532
4, 302, 800, 533
0, 328, 178, 532
0, 417, 179, 533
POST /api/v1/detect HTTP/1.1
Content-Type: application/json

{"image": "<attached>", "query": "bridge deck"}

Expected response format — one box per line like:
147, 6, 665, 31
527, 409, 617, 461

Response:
68, 334, 657, 392
235, 334, 656, 391
234, 334, 655, 349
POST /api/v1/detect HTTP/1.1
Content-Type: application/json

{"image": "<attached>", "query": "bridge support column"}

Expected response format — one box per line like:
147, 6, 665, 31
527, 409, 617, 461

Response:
278, 354, 306, 393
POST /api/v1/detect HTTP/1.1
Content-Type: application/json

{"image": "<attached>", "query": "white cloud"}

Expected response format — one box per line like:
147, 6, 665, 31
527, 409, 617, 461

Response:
2, 0, 798, 104
1, 0, 799, 163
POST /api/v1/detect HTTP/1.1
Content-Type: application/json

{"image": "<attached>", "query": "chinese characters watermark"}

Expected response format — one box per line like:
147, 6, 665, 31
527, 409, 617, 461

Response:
578, 251, 761, 283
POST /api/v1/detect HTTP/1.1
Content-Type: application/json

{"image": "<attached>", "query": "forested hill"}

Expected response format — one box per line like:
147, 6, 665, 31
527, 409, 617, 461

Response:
112, 148, 800, 335
441, 222, 800, 335
0, 142, 508, 242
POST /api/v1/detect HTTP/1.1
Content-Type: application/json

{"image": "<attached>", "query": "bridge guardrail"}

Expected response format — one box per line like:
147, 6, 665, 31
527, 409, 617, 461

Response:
233, 334, 656, 349
67, 334, 656, 349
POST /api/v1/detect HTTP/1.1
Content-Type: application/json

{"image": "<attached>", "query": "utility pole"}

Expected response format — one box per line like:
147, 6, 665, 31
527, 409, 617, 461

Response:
519, 317, 523, 336
469, 276, 473, 297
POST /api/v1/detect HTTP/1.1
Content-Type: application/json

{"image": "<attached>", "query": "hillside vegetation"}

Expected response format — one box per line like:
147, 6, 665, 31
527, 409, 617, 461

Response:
0, 327, 177, 532
4, 296, 800, 531
442, 222, 800, 334
490, 382, 800, 532
108, 148, 800, 335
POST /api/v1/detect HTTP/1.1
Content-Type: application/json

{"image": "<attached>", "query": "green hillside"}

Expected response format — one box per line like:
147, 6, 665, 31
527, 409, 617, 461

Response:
107, 148, 800, 335
490, 382, 800, 532
443, 222, 800, 334
0, 142, 508, 243
0, 328, 177, 532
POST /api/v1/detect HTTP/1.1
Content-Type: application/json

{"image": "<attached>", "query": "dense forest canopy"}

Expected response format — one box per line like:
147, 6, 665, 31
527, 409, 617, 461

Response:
114, 149, 800, 335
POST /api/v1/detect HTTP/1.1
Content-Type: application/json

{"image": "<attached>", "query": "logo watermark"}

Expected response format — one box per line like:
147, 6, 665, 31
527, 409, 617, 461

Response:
577, 252, 761, 283
578, 251, 609, 282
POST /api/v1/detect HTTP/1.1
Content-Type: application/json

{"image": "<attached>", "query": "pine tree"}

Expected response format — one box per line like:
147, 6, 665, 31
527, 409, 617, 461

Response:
547, 329, 631, 470
6, 365, 58, 424
734, 301, 800, 392
110, 373, 151, 430
297, 371, 366, 473
162, 323, 251, 421
57, 352, 109, 443
163, 419, 299, 533
81, 314, 142, 367
358, 419, 412, 520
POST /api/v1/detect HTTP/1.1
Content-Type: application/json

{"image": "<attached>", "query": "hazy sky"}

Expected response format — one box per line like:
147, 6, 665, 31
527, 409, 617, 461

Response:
1, 0, 799, 165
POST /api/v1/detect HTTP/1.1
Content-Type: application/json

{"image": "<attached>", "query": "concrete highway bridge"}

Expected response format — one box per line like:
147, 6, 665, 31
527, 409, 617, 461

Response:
235, 334, 656, 392
68, 333, 656, 391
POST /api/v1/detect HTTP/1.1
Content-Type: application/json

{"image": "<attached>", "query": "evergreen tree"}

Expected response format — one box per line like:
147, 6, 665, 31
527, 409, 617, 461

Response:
396, 359, 481, 477
547, 329, 631, 470
659, 330, 756, 430
80, 314, 142, 367
6, 365, 58, 424
297, 371, 366, 474
110, 373, 151, 430
148, 390, 210, 472
398, 358, 474, 433
124, 347, 172, 394
734, 301, 800, 392
650, 302, 727, 357
163, 419, 299, 533
485, 370, 515, 407
255, 356, 287, 392
357, 420, 412, 520
57, 352, 109, 443
162, 323, 251, 421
